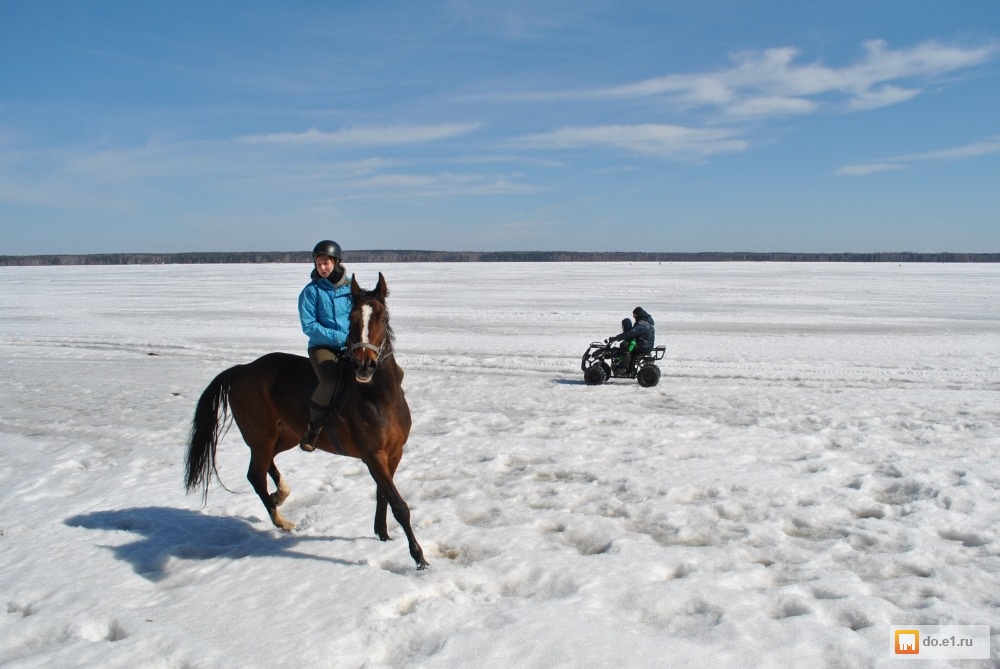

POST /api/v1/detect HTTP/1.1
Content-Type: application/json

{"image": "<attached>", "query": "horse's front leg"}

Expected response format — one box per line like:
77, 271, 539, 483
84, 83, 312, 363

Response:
364, 456, 428, 569
374, 489, 390, 541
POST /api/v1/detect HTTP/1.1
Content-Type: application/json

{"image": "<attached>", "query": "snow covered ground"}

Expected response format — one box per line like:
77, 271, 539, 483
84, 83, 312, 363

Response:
1, 261, 998, 668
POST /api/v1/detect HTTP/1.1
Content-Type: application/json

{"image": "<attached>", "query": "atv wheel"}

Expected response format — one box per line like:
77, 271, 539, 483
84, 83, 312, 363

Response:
637, 364, 661, 387
584, 364, 608, 385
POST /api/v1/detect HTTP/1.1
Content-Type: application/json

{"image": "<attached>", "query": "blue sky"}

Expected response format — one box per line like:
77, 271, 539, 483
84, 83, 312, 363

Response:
1, 1, 998, 254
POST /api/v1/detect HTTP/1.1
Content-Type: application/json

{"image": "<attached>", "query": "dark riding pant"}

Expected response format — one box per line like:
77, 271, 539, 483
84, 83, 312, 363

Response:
308, 346, 342, 407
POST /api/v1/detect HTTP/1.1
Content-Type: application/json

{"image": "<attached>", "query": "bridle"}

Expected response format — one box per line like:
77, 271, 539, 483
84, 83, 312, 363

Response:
349, 339, 392, 365
346, 273, 394, 381
348, 304, 393, 378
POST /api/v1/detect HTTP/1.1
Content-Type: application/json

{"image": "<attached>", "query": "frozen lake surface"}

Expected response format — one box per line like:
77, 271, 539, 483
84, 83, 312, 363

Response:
1, 262, 998, 667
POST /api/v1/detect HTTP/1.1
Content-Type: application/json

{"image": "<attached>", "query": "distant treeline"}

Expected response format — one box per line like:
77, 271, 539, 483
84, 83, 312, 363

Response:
2, 250, 999, 266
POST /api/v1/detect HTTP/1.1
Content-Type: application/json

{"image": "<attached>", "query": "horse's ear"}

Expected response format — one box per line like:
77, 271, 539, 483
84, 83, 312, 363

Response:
350, 274, 361, 298
375, 272, 388, 299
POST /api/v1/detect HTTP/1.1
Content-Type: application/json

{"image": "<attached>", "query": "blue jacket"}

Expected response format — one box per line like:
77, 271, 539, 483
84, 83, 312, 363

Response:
298, 268, 353, 350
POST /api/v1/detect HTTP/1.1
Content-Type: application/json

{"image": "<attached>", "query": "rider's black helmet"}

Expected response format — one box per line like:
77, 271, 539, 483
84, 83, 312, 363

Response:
312, 240, 342, 260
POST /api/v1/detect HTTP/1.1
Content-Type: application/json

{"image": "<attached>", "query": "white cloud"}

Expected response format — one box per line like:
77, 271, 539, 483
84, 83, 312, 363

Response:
513, 39, 998, 120
845, 85, 921, 111
0, 127, 530, 216
341, 171, 537, 196
836, 163, 905, 176
725, 96, 818, 119
240, 123, 481, 146
837, 136, 1000, 176
849, 38, 992, 83
899, 135, 1000, 162
517, 124, 747, 159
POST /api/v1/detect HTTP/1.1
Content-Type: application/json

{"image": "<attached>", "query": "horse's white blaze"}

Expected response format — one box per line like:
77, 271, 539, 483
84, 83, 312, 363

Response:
355, 302, 379, 382
360, 304, 373, 346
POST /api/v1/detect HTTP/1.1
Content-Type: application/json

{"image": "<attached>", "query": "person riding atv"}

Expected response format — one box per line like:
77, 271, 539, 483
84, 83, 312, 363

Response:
612, 317, 637, 374
581, 307, 664, 387
608, 307, 655, 373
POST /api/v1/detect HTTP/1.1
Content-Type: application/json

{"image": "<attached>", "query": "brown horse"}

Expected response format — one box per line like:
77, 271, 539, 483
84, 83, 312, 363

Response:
184, 272, 428, 569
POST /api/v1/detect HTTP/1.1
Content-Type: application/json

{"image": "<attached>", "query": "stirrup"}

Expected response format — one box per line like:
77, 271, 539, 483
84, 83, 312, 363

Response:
299, 422, 322, 452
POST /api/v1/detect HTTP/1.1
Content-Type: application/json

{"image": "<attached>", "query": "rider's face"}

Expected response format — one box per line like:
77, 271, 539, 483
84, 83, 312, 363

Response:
315, 255, 336, 278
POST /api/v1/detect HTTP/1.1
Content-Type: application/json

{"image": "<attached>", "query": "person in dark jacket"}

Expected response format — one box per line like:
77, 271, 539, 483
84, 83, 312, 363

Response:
297, 240, 353, 451
612, 318, 637, 372
609, 307, 655, 372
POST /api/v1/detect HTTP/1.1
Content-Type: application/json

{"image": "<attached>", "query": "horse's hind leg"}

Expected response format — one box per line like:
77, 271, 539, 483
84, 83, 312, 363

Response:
364, 454, 427, 569
247, 450, 295, 531
268, 462, 291, 507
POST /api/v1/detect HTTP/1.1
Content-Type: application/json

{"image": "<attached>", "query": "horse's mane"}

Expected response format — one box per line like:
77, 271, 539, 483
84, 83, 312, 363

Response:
383, 320, 396, 348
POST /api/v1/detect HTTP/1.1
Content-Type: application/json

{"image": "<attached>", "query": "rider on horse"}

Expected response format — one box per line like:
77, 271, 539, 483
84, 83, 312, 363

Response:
297, 240, 353, 451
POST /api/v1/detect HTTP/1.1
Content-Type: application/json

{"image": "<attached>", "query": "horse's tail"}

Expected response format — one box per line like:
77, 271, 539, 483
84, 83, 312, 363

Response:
185, 364, 243, 500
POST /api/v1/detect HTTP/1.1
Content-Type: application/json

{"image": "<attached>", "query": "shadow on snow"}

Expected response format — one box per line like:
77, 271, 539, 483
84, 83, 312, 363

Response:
65, 506, 363, 581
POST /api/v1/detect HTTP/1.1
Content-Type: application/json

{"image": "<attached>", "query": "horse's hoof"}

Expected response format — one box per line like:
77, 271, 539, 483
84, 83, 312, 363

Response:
416, 561, 430, 571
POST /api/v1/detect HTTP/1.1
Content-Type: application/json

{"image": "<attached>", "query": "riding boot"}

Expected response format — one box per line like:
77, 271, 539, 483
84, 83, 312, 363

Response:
299, 400, 329, 452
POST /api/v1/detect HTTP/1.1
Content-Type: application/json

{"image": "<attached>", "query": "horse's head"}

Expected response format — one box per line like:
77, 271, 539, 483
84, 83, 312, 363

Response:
348, 272, 393, 383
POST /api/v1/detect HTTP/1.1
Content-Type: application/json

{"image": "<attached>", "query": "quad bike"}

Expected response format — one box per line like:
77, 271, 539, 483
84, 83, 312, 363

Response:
581, 340, 666, 387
